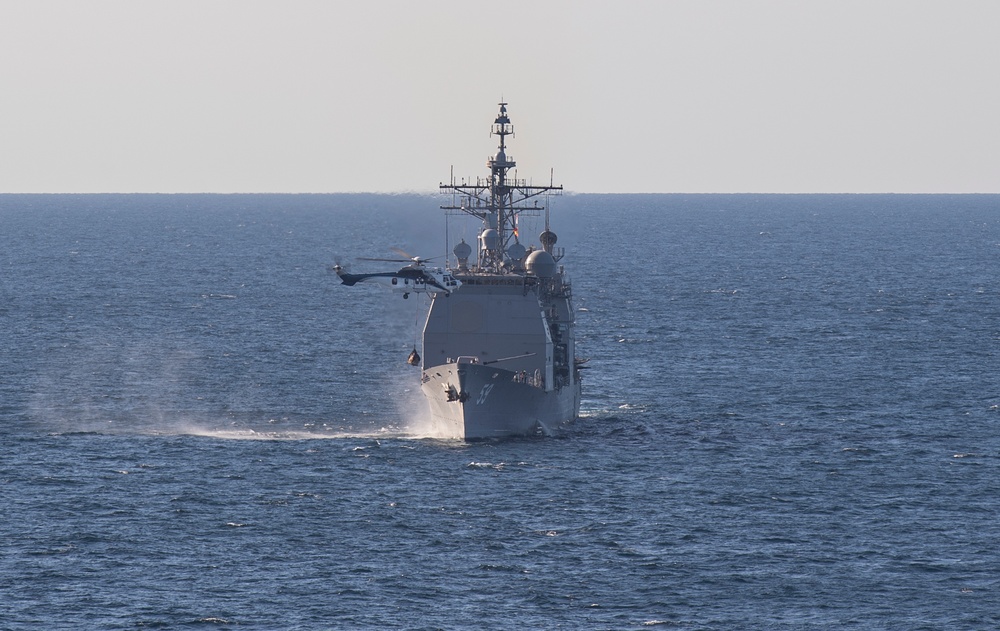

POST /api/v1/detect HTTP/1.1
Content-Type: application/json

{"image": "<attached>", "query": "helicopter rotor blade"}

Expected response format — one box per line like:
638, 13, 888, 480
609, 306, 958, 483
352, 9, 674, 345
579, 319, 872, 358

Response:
356, 250, 442, 266
389, 247, 443, 264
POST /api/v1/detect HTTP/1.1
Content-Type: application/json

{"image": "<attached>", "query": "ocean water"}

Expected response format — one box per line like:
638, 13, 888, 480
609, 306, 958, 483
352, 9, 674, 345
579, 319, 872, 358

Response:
1, 193, 999, 629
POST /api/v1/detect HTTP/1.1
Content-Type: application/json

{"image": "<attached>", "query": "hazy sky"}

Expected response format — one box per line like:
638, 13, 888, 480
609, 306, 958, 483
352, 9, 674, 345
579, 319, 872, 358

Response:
1, 0, 997, 193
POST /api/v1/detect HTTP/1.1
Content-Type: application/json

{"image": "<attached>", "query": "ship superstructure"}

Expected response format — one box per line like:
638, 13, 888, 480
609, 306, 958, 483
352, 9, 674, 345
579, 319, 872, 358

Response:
419, 103, 581, 438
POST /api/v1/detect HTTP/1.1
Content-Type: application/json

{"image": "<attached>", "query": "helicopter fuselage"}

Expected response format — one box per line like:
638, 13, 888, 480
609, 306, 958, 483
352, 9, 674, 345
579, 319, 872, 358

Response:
335, 265, 460, 298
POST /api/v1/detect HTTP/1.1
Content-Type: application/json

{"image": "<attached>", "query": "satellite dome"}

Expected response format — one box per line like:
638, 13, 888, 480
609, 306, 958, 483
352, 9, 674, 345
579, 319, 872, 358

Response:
506, 242, 526, 262
539, 230, 558, 248
525, 250, 557, 278
453, 240, 472, 259
453, 239, 472, 270
480, 228, 499, 250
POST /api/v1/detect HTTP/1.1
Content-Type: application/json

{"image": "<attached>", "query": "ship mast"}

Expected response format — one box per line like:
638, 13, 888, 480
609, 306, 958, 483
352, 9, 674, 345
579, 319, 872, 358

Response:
441, 102, 563, 273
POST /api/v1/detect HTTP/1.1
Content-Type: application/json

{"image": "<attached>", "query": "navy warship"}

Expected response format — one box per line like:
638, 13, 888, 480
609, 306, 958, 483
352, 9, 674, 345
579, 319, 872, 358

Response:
338, 102, 582, 439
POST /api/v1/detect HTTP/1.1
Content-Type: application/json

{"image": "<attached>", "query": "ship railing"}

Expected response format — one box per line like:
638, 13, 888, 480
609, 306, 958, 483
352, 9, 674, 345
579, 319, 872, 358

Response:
487, 154, 515, 167
511, 369, 545, 389
539, 276, 571, 299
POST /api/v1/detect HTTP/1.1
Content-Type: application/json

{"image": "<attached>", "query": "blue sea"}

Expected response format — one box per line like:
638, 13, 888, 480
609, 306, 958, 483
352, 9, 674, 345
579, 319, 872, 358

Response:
2, 193, 999, 629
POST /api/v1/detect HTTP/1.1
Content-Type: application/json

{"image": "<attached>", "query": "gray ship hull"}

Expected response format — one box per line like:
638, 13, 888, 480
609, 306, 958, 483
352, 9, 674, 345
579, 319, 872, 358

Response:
421, 361, 581, 440
338, 102, 583, 440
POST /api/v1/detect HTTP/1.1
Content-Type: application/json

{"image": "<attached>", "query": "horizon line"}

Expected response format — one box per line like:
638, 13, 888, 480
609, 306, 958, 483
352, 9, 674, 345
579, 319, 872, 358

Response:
1, 191, 997, 196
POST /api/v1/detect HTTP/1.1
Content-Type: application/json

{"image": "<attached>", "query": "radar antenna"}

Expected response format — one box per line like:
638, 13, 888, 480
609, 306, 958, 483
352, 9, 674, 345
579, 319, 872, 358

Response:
440, 102, 563, 272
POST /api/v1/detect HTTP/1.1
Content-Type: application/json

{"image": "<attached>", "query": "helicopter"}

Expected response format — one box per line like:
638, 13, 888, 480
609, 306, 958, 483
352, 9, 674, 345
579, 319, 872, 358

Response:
331, 248, 461, 299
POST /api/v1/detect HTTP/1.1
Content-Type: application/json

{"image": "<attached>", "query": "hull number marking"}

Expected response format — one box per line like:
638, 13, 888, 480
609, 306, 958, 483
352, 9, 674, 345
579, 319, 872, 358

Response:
476, 384, 495, 405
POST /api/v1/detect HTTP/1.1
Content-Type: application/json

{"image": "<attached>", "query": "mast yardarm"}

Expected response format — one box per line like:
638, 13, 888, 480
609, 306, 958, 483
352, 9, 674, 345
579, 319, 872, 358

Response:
440, 102, 563, 273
